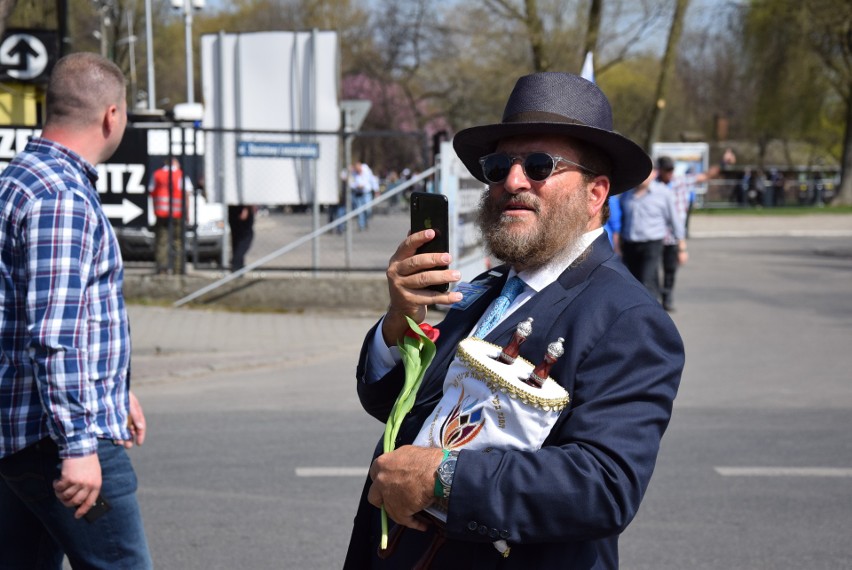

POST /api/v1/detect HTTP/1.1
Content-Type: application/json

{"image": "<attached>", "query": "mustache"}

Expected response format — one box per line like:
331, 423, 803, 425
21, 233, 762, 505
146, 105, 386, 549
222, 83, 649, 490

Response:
493, 193, 541, 213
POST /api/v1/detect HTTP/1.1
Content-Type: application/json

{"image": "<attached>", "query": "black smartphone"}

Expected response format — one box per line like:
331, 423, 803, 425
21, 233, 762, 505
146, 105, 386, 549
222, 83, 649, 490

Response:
410, 191, 450, 292
83, 495, 112, 523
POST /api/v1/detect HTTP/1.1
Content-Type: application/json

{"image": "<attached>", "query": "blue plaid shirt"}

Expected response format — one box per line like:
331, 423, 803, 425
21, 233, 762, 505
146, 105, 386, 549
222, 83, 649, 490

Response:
0, 137, 131, 459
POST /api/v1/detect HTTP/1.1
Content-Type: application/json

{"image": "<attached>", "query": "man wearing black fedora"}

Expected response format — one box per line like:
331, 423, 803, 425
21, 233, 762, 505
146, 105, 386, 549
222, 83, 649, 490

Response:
344, 72, 683, 569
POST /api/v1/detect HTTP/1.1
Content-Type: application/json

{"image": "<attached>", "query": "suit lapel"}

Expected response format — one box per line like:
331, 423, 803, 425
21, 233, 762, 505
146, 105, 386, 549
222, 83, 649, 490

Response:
413, 269, 509, 404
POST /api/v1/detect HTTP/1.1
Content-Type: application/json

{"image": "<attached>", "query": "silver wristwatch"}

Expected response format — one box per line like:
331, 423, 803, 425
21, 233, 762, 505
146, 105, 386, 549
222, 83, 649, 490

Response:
436, 450, 459, 499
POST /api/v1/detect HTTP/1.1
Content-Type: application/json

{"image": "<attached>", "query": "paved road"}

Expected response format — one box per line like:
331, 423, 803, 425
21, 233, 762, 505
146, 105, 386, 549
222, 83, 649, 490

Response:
124, 228, 852, 569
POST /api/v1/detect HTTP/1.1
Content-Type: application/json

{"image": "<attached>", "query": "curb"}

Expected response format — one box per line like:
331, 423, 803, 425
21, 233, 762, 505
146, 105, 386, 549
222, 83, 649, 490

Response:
124, 271, 388, 313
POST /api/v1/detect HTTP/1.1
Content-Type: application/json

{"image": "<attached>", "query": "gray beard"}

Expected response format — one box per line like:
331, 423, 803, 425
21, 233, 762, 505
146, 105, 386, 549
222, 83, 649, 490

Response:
475, 188, 589, 271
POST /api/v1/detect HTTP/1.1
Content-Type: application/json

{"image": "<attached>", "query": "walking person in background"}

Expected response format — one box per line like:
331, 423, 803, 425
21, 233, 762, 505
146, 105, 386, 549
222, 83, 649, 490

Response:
331, 167, 349, 234
350, 160, 378, 231
659, 157, 691, 312
150, 157, 191, 274
0, 52, 152, 569
769, 168, 785, 207
228, 204, 257, 271
658, 157, 716, 311
620, 161, 685, 306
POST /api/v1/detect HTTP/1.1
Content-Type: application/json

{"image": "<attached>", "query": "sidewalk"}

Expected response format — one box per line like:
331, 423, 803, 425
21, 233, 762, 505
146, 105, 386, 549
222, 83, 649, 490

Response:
122, 212, 852, 311
128, 305, 381, 385
688, 212, 852, 237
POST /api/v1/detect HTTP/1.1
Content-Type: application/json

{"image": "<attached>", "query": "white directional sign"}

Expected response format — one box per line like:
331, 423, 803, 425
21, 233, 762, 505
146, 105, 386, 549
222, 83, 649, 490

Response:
102, 199, 145, 225
0, 33, 49, 81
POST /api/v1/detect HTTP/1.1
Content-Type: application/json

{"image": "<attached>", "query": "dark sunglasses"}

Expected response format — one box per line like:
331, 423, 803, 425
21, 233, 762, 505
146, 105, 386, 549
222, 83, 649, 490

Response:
478, 152, 598, 185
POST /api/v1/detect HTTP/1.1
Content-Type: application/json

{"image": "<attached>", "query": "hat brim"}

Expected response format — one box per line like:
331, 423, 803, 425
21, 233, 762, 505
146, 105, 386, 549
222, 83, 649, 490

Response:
453, 122, 651, 195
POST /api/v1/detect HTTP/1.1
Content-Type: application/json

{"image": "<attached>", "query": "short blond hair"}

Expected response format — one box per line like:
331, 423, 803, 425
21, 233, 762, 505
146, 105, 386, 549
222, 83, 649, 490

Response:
45, 52, 126, 128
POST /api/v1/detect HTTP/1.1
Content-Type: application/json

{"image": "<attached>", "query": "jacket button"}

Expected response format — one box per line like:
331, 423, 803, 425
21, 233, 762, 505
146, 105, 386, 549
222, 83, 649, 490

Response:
500, 530, 510, 539
488, 528, 499, 539
467, 521, 478, 531
477, 525, 488, 535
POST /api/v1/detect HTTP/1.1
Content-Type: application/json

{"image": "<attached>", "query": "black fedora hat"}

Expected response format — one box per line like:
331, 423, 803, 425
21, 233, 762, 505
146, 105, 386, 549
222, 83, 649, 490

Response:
453, 72, 651, 195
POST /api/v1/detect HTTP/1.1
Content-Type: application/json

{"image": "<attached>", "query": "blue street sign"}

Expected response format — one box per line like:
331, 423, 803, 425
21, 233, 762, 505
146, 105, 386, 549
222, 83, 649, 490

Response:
237, 141, 319, 159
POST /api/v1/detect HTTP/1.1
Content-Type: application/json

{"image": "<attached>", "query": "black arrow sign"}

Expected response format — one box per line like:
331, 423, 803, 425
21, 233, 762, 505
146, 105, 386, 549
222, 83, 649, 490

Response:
3, 38, 39, 72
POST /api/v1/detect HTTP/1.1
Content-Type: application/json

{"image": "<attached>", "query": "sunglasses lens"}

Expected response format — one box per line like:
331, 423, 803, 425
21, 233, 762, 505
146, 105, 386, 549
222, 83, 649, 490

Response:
524, 153, 556, 181
481, 154, 512, 184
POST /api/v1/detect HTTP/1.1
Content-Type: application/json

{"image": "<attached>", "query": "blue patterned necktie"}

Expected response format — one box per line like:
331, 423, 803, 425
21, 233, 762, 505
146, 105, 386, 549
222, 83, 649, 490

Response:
474, 276, 526, 338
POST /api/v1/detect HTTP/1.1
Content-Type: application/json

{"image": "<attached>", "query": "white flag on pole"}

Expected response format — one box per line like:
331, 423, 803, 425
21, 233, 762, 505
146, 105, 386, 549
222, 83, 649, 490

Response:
580, 51, 595, 83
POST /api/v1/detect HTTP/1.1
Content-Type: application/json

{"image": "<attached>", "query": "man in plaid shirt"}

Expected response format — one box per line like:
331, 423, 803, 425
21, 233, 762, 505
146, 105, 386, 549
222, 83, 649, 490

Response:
0, 53, 152, 568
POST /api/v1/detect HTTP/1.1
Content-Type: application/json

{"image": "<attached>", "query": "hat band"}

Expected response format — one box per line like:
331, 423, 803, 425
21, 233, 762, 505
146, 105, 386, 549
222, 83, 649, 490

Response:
503, 111, 587, 125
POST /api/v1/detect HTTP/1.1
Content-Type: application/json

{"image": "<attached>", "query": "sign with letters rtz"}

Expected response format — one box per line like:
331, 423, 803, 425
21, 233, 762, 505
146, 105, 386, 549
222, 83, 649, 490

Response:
0, 127, 148, 228
0, 29, 58, 82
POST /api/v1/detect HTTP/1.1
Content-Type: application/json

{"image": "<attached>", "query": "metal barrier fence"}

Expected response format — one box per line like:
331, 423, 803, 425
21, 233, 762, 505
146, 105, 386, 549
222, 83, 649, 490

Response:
173, 168, 436, 307
699, 174, 841, 208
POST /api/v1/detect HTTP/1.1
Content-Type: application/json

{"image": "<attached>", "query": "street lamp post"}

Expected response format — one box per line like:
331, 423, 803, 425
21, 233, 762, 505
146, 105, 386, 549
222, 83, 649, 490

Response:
116, 11, 138, 107
92, 0, 113, 58
183, 0, 194, 103
145, 0, 156, 110
173, 0, 204, 104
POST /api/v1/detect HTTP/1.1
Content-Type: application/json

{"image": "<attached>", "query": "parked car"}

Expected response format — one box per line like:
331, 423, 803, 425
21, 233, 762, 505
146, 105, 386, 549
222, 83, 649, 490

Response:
115, 192, 227, 266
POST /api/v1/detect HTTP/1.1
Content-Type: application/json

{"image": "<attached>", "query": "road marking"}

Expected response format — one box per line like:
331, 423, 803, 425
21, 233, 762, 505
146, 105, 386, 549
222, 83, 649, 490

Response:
715, 467, 852, 477
295, 467, 370, 477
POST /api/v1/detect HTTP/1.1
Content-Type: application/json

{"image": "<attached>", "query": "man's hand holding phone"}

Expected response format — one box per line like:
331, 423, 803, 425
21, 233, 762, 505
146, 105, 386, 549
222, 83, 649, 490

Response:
409, 192, 451, 292
382, 228, 463, 346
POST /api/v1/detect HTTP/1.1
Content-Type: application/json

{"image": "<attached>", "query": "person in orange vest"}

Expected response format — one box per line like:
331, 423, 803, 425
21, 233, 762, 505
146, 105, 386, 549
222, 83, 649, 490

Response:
149, 158, 190, 274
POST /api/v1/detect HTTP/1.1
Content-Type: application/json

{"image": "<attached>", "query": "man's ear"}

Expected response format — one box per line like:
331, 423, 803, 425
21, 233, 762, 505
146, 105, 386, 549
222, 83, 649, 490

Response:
102, 104, 119, 138
587, 175, 610, 218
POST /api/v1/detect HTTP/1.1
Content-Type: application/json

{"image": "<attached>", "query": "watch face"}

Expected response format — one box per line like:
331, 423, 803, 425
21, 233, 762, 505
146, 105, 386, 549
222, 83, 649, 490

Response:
438, 456, 457, 486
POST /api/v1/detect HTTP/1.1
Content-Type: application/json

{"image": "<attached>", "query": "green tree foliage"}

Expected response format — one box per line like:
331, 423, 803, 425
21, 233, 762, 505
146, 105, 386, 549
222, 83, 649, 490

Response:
801, 0, 852, 205
742, 1, 829, 163
600, 56, 659, 143
1, 0, 847, 193
742, 0, 851, 204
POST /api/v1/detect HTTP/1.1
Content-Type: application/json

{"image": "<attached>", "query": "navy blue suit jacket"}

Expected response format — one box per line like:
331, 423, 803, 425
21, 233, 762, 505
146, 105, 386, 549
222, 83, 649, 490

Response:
344, 234, 684, 569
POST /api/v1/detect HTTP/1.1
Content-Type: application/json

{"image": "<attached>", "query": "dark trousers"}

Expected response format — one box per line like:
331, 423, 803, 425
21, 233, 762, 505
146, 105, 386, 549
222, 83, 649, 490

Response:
154, 217, 182, 274
621, 239, 664, 301
661, 244, 680, 305
228, 206, 255, 271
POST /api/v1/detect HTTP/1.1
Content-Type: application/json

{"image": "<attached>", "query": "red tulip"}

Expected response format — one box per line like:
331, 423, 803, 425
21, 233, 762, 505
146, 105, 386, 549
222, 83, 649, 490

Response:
403, 322, 440, 343
419, 323, 440, 342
